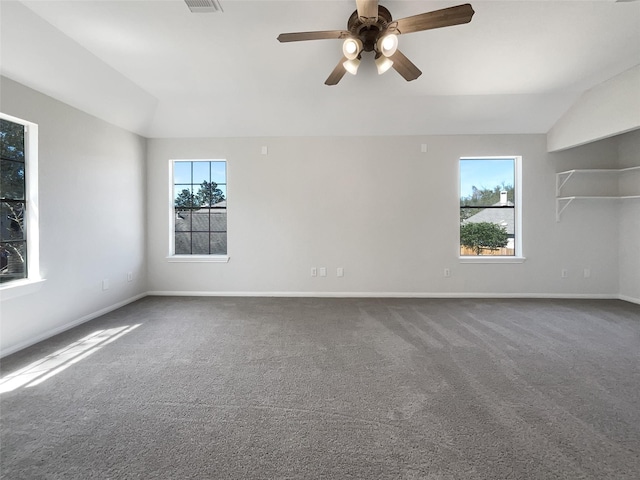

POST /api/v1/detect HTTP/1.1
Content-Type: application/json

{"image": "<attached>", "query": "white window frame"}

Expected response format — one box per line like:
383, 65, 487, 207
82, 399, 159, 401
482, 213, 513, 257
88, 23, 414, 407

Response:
0, 113, 43, 298
458, 156, 525, 264
167, 159, 229, 263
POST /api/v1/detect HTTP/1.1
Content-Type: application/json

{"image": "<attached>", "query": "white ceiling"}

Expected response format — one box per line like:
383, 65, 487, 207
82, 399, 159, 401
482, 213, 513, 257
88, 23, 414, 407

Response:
1, 0, 639, 138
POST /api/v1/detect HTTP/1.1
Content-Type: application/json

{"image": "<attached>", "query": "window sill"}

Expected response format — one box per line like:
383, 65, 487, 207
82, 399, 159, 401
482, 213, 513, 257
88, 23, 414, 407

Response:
0, 278, 46, 300
167, 255, 230, 263
459, 256, 526, 264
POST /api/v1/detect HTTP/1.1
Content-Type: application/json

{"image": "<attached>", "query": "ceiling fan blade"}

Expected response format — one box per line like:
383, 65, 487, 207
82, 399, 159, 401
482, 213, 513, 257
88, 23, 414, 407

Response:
356, 0, 378, 23
277, 30, 350, 42
392, 3, 474, 35
389, 50, 422, 82
325, 57, 348, 86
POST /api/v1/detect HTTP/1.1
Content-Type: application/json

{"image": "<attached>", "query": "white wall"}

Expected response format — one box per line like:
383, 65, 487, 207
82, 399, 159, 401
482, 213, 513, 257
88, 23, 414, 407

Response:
0, 77, 147, 355
0, 1, 158, 136
547, 65, 640, 152
147, 134, 621, 297
618, 130, 640, 303
1, 78, 635, 356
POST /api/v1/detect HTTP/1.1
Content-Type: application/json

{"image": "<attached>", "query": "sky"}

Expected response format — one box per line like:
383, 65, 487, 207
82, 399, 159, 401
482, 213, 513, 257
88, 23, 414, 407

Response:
174, 160, 226, 186
460, 159, 514, 199
173, 160, 227, 200
171, 159, 510, 201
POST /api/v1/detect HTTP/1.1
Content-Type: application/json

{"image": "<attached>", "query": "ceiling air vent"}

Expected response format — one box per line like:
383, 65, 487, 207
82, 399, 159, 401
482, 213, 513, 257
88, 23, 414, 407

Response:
184, 0, 223, 13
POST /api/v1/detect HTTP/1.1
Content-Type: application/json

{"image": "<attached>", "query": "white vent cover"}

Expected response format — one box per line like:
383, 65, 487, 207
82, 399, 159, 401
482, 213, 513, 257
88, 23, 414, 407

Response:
184, 0, 223, 13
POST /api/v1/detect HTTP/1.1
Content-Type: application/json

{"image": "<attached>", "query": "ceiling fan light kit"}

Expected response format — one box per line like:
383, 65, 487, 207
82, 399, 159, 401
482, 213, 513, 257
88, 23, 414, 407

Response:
375, 55, 394, 75
378, 34, 398, 58
342, 38, 363, 60
277, 1, 475, 86
343, 58, 361, 75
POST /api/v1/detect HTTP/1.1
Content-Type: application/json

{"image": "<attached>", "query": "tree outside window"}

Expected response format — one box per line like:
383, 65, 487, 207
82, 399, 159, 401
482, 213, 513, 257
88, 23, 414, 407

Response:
459, 158, 517, 257
172, 160, 227, 256
1, 118, 27, 282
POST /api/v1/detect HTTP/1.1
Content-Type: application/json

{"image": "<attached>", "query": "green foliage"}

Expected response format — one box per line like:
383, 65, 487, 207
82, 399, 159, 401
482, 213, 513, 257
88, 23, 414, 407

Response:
1, 119, 26, 201
174, 189, 199, 210
175, 181, 225, 210
462, 183, 514, 206
1, 119, 26, 277
460, 222, 509, 255
174, 180, 225, 210
1, 161, 25, 200
197, 180, 225, 206
0, 119, 25, 162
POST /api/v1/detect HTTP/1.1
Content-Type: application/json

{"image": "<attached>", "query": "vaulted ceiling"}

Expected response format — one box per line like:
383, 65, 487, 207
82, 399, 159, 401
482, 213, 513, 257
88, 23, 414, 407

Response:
1, 0, 639, 138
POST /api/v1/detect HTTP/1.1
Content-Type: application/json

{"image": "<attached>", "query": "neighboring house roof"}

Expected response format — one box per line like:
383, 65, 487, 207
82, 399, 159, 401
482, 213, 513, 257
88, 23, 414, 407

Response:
176, 209, 226, 232
175, 208, 227, 255
463, 201, 515, 235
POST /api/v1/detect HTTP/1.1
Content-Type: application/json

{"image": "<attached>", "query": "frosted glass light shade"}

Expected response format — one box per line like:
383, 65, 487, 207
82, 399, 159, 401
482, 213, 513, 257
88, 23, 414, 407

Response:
375, 55, 393, 75
377, 34, 398, 58
342, 38, 363, 60
343, 58, 361, 75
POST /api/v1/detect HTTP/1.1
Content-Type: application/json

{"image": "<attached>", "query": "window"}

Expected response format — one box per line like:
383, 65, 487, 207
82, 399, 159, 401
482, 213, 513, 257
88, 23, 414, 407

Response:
170, 160, 227, 260
459, 157, 523, 261
1, 114, 39, 284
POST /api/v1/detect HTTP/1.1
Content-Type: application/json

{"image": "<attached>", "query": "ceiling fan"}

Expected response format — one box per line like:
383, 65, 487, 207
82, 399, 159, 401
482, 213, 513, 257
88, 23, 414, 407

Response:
277, 1, 475, 85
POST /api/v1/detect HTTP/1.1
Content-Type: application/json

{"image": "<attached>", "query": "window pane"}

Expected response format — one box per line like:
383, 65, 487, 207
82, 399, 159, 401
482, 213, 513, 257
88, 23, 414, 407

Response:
175, 232, 191, 254
209, 210, 227, 232
460, 157, 517, 257
172, 160, 227, 257
460, 210, 515, 256
0, 241, 26, 281
460, 159, 514, 206
197, 182, 224, 207
191, 210, 210, 232
1, 202, 25, 241
215, 185, 227, 202
0, 116, 34, 285
174, 209, 191, 232
1, 160, 25, 200
210, 233, 227, 255
174, 186, 196, 208
173, 162, 192, 184
0, 119, 25, 161
191, 233, 210, 255
210, 161, 226, 184
192, 161, 210, 185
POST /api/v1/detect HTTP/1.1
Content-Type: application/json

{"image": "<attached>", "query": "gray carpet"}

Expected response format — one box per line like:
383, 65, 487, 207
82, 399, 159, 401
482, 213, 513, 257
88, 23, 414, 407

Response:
1, 297, 639, 479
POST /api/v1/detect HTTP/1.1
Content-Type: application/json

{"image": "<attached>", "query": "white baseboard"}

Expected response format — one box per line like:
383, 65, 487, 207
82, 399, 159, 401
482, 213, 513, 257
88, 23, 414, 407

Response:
147, 290, 623, 300
619, 294, 640, 305
0, 293, 147, 358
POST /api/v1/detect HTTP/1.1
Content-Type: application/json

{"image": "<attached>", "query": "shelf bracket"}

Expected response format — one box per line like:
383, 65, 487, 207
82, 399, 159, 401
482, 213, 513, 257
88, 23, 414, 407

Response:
556, 197, 574, 222
556, 171, 574, 196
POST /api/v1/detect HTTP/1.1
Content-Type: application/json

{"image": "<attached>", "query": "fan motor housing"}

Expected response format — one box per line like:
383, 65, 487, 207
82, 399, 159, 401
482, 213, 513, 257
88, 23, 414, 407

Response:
348, 6, 393, 52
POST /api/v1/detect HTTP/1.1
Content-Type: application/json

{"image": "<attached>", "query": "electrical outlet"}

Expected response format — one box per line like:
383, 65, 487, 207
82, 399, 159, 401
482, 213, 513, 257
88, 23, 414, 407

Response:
583, 268, 591, 278
421, 143, 427, 153
311, 267, 317, 277
337, 267, 344, 277
102, 279, 110, 291
319, 267, 327, 277
444, 268, 451, 277
561, 269, 568, 278
127, 272, 133, 282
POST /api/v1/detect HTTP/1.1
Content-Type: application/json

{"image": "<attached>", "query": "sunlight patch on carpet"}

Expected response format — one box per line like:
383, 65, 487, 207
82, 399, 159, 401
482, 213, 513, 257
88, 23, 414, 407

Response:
0, 324, 140, 393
